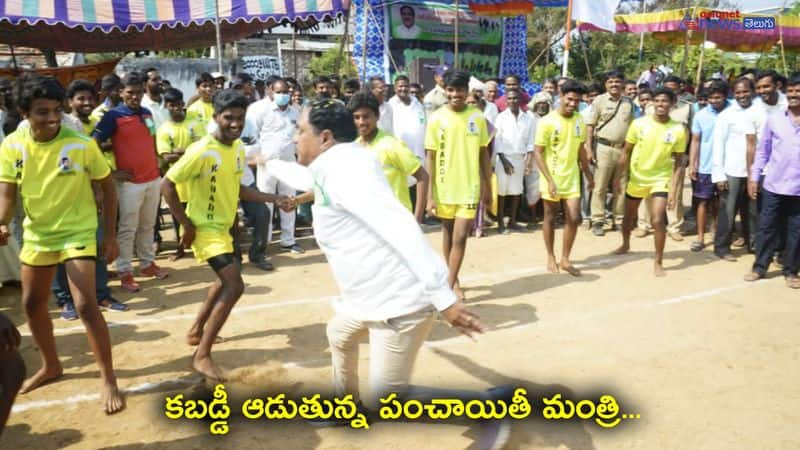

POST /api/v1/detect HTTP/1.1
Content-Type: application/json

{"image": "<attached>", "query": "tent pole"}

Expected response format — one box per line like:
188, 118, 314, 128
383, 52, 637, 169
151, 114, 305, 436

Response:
454, 0, 460, 69
695, 29, 706, 88
779, 1, 788, 75
292, 28, 298, 78
335, 3, 352, 76
562, 0, 574, 77
214, 0, 224, 74
637, 0, 647, 65
361, 1, 369, 80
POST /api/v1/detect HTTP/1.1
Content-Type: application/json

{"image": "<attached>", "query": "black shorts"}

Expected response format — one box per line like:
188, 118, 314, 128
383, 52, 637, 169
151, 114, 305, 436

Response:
207, 253, 237, 272
626, 192, 668, 200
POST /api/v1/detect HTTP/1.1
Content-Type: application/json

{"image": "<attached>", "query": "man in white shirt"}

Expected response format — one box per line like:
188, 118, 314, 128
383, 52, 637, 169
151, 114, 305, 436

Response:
388, 75, 426, 161
712, 77, 759, 261
250, 79, 303, 255
753, 70, 789, 114
368, 76, 393, 132
142, 68, 169, 128
394, 5, 422, 39
494, 89, 535, 233
290, 100, 509, 447
523, 92, 551, 229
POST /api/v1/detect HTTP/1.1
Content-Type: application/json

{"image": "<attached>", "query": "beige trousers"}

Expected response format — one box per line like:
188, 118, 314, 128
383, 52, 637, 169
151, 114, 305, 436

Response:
327, 308, 436, 409
591, 143, 627, 224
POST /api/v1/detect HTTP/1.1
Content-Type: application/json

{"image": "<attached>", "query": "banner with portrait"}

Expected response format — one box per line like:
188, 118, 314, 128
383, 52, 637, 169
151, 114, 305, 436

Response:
387, 1, 503, 81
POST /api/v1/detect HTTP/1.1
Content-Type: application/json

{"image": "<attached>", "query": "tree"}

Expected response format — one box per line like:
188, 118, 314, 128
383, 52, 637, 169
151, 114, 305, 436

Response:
309, 39, 357, 79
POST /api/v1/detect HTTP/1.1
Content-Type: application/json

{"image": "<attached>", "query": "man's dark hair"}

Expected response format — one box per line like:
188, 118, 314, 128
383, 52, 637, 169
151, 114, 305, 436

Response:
786, 74, 800, 87
212, 89, 249, 114
604, 70, 625, 82
409, 82, 422, 91
394, 75, 410, 84
314, 75, 332, 88
624, 80, 637, 87
695, 88, 709, 100
706, 80, 728, 97
16, 75, 65, 112
344, 79, 361, 91
66, 79, 96, 99
195, 72, 215, 87
652, 87, 677, 104
100, 74, 121, 92
284, 77, 299, 87
347, 91, 380, 116
121, 72, 145, 88
504, 74, 521, 85
266, 75, 281, 87
368, 76, 385, 88
663, 75, 683, 85
586, 82, 604, 95
443, 70, 470, 89
308, 100, 358, 142
400, 5, 415, 16
560, 80, 586, 96
144, 67, 158, 77
733, 77, 755, 91
638, 88, 653, 98
235, 73, 253, 83
163, 88, 184, 104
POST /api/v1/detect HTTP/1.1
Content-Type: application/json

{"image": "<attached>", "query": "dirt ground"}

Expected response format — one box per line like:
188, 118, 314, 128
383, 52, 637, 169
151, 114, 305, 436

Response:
1, 203, 798, 450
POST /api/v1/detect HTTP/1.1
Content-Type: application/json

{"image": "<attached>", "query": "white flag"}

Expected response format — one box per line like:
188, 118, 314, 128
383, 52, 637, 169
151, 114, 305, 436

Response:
571, 0, 621, 33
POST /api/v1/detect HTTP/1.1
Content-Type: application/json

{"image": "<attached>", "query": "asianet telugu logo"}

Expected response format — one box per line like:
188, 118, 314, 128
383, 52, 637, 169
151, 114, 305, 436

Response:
679, 10, 776, 31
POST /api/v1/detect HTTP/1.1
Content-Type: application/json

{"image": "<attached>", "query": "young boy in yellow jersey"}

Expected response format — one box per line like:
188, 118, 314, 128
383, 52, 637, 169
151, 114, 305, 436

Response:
533, 80, 594, 276
157, 88, 206, 261
186, 72, 215, 129
348, 91, 429, 222
0, 76, 124, 414
425, 70, 493, 300
613, 88, 688, 277
162, 90, 292, 381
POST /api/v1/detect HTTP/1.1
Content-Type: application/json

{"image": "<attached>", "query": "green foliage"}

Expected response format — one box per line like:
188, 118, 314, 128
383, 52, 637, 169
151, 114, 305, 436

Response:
529, 63, 560, 83
309, 41, 356, 79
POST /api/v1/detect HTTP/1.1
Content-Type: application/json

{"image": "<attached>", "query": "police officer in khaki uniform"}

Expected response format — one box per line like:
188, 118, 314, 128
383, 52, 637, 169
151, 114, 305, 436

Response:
586, 70, 635, 236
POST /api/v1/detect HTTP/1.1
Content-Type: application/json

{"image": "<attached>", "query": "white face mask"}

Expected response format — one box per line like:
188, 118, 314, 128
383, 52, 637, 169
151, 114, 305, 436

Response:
274, 93, 291, 106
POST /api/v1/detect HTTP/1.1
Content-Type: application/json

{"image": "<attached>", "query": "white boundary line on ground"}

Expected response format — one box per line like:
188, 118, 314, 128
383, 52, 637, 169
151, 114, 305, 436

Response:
12, 273, 776, 414
21, 255, 632, 337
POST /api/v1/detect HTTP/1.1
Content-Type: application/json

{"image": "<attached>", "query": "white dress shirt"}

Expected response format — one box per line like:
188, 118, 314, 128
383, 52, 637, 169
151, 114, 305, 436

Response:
378, 101, 394, 133
257, 102, 299, 161
494, 108, 535, 156
388, 95, 426, 160
309, 142, 456, 321
711, 103, 759, 183
141, 94, 169, 129
483, 102, 499, 125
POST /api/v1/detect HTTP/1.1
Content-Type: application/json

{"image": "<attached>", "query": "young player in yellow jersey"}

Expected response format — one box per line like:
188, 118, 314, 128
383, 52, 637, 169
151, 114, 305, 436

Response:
162, 90, 292, 381
0, 76, 124, 414
425, 70, 493, 300
613, 88, 688, 277
349, 91, 429, 222
186, 73, 215, 129
157, 88, 206, 261
533, 80, 594, 276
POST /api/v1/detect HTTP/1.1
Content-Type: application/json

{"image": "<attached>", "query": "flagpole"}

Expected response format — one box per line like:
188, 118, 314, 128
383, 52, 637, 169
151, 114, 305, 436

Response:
454, 0, 460, 69
214, 0, 224, 74
637, 0, 647, 65
562, 0, 574, 77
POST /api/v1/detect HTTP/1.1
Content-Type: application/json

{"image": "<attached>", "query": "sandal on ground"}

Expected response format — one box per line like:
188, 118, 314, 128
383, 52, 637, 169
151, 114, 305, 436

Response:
786, 276, 800, 289
743, 272, 763, 282
690, 241, 705, 252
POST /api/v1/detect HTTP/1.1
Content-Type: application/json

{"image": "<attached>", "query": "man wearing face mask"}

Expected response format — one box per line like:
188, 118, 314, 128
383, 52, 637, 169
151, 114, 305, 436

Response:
251, 78, 304, 256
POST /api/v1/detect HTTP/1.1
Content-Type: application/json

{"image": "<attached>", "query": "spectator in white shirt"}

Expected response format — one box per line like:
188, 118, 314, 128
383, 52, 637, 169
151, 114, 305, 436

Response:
248, 79, 304, 256
290, 101, 510, 448
523, 92, 551, 230
368, 76, 393, 132
494, 89, 535, 233
754, 70, 789, 114
712, 77, 760, 261
141, 68, 169, 128
388, 75, 426, 161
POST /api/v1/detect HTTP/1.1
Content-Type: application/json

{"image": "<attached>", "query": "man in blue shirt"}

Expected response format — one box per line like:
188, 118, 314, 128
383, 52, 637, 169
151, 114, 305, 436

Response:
688, 80, 728, 252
